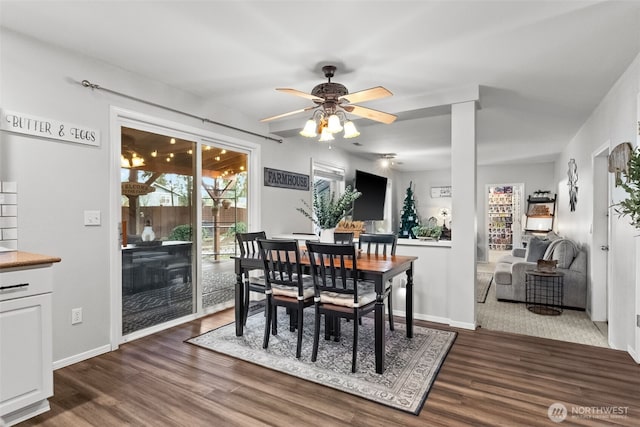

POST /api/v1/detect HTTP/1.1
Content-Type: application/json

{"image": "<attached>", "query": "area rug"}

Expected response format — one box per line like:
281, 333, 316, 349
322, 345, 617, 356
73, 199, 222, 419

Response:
476, 272, 493, 303
187, 311, 456, 414
477, 282, 608, 347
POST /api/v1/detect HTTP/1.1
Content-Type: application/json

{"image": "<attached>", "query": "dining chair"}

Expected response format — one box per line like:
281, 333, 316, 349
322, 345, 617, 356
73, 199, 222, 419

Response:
358, 233, 397, 331
306, 241, 378, 373
333, 232, 354, 245
236, 231, 267, 325
257, 239, 314, 358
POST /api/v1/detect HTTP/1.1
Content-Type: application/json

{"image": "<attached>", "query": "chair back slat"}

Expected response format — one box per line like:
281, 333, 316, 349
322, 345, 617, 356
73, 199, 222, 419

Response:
236, 231, 266, 257
306, 241, 358, 300
257, 239, 304, 296
333, 232, 354, 245
358, 233, 397, 256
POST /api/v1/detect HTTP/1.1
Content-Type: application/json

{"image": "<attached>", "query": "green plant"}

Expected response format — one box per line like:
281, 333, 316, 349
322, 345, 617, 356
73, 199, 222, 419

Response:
224, 221, 247, 238
297, 183, 362, 230
615, 146, 640, 228
412, 225, 443, 240
169, 224, 192, 241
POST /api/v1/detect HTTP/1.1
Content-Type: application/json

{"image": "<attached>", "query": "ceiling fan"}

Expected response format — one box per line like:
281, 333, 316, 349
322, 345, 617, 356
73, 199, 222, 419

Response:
261, 65, 397, 140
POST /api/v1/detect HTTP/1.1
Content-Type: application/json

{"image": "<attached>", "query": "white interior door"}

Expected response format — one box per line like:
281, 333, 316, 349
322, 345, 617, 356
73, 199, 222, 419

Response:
591, 144, 610, 323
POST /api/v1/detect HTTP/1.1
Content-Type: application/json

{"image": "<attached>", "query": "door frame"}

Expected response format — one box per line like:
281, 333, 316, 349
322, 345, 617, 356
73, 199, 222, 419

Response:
484, 183, 525, 262
109, 107, 261, 350
590, 142, 610, 325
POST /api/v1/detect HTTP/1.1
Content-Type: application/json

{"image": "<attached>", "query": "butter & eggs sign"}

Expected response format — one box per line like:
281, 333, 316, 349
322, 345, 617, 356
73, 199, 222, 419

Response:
1, 109, 100, 147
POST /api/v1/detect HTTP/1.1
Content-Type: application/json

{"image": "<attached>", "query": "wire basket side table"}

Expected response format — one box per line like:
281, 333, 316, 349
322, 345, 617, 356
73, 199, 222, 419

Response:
525, 270, 564, 315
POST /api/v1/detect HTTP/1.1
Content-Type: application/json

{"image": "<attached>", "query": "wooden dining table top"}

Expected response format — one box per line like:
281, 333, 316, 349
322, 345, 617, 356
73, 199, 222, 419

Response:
234, 251, 417, 273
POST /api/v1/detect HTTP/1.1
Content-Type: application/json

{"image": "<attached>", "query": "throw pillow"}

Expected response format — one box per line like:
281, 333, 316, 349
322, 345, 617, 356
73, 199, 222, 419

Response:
525, 237, 551, 262
546, 231, 561, 241
550, 239, 577, 269
543, 239, 560, 260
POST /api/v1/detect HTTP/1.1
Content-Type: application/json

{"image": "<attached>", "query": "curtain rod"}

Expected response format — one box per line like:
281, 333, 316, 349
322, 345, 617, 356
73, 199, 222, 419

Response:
80, 79, 283, 143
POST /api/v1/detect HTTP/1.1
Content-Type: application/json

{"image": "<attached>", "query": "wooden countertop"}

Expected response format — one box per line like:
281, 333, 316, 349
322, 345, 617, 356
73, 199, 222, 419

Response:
0, 251, 61, 269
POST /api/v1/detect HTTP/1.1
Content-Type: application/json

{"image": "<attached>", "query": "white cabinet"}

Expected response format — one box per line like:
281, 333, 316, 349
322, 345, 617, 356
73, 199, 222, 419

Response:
1, 262, 55, 426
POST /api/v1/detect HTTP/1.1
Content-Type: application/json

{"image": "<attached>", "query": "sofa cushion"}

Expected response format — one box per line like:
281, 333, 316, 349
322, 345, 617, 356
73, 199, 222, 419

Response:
544, 239, 577, 269
525, 237, 551, 262
493, 262, 512, 285
497, 254, 522, 264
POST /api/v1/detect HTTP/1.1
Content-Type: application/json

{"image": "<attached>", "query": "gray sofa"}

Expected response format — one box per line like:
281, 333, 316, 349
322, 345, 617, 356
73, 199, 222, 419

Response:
493, 237, 587, 309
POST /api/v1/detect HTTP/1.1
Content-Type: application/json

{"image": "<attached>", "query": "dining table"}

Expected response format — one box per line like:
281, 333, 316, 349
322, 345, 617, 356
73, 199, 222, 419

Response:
233, 249, 418, 374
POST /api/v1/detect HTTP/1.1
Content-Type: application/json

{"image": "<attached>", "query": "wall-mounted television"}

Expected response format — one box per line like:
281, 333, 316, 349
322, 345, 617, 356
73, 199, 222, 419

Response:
352, 170, 387, 221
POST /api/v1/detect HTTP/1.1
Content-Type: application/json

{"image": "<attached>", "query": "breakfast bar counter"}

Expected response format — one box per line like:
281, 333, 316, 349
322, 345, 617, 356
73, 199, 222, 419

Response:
0, 251, 61, 269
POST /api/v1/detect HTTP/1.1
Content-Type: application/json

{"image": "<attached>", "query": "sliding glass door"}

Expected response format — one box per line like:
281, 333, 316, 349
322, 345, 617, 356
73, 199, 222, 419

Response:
118, 119, 254, 340
201, 144, 248, 310
120, 127, 196, 335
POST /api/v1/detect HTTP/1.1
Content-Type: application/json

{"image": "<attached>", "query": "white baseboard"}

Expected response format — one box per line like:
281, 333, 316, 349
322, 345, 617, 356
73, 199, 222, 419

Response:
449, 320, 477, 330
1, 399, 50, 426
53, 344, 111, 370
394, 310, 477, 330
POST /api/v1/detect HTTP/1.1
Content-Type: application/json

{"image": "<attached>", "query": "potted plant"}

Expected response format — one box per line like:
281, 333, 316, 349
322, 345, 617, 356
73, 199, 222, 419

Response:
614, 146, 640, 229
297, 183, 361, 241
412, 224, 443, 241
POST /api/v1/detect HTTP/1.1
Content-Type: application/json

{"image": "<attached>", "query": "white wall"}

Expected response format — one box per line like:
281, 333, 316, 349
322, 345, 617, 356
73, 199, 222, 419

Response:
394, 162, 555, 261
394, 169, 452, 230
554, 52, 640, 353
0, 29, 261, 362
260, 146, 387, 235
477, 162, 556, 260
0, 29, 381, 363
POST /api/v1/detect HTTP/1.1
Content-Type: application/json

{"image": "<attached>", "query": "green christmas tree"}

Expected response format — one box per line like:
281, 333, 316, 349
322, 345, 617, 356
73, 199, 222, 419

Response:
398, 181, 420, 239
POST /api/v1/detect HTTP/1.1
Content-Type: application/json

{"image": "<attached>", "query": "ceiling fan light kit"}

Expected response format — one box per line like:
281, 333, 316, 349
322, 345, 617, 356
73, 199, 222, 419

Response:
300, 119, 318, 137
342, 121, 360, 138
318, 127, 335, 142
262, 65, 396, 143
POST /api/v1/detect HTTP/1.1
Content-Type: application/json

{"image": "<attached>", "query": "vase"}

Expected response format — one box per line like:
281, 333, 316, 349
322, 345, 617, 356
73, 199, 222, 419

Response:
320, 228, 335, 243
141, 226, 155, 242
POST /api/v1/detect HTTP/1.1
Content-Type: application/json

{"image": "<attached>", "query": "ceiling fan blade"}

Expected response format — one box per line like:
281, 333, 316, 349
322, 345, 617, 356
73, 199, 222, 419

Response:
276, 88, 323, 102
260, 106, 316, 122
339, 86, 393, 104
343, 105, 397, 124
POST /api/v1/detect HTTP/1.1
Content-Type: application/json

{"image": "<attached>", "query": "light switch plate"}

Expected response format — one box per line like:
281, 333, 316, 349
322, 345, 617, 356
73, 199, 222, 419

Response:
84, 210, 101, 226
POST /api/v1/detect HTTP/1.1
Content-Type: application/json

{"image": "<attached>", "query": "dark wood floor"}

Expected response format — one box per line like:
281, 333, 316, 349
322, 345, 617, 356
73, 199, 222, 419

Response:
23, 309, 639, 426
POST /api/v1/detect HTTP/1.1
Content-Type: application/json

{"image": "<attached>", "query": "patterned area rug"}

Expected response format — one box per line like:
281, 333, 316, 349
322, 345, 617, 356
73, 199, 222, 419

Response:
476, 272, 493, 303
187, 311, 456, 414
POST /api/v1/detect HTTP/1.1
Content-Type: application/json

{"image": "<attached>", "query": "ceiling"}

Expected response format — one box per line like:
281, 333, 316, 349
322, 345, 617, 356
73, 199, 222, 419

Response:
2, 1, 640, 171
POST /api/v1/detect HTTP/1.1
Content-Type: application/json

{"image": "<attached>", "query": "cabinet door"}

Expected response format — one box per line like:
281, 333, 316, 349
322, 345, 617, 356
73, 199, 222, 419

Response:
0, 293, 53, 416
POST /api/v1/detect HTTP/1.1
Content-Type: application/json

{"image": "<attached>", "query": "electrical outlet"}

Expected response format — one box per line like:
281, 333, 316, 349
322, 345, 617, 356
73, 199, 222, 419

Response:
71, 307, 83, 324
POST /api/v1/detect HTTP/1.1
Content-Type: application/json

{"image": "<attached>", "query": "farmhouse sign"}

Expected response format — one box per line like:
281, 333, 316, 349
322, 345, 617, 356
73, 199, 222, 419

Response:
264, 167, 309, 191
0, 109, 100, 147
